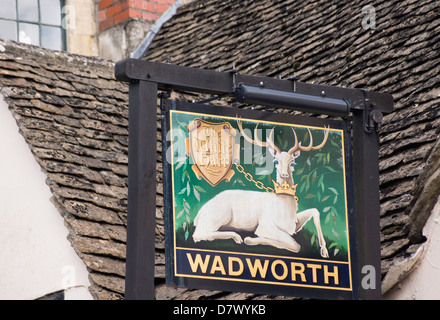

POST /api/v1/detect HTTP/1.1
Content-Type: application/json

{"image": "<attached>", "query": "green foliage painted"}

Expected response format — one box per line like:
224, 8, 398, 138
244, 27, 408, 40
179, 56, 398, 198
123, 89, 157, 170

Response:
170, 111, 350, 261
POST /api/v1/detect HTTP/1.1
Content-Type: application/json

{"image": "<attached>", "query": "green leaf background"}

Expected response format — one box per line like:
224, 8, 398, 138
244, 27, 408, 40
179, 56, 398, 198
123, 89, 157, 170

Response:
170, 111, 350, 260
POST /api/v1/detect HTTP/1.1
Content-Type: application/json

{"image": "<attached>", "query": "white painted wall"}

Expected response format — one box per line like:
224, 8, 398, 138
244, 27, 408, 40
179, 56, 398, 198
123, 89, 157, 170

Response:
384, 196, 440, 300
0, 95, 93, 300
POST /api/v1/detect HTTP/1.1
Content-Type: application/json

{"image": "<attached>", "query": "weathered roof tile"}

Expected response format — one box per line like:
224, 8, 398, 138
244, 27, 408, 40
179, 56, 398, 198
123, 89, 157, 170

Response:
144, 0, 440, 295
0, 38, 130, 299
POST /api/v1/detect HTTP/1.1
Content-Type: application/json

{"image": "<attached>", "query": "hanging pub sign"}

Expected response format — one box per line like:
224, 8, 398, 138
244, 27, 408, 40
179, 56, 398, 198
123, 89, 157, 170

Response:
162, 99, 359, 300
116, 59, 392, 300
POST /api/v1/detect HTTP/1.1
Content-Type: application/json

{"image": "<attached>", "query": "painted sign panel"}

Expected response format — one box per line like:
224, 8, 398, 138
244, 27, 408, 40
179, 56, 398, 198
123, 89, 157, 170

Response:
162, 100, 358, 299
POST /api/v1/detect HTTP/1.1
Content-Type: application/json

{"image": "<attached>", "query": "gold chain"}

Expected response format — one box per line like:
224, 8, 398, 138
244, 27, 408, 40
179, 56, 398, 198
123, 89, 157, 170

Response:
234, 163, 275, 193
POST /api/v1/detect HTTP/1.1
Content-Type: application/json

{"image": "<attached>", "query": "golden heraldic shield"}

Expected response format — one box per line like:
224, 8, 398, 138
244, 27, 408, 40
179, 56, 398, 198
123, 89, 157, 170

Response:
186, 118, 239, 187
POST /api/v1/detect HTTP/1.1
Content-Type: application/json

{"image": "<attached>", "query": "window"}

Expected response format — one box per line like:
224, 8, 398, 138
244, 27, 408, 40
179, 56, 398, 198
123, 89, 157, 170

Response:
0, 0, 65, 51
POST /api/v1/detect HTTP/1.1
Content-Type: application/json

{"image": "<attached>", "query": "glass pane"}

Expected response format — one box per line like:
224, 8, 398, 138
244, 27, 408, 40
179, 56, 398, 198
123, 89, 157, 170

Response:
0, 0, 17, 20
18, 22, 39, 45
40, 0, 61, 26
18, 0, 39, 22
0, 20, 18, 40
41, 25, 61, 50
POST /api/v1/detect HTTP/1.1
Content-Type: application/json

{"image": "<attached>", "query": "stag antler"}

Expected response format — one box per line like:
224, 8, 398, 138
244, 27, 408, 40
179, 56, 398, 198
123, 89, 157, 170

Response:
288, 126, 330, 155
237, 120, 281, 154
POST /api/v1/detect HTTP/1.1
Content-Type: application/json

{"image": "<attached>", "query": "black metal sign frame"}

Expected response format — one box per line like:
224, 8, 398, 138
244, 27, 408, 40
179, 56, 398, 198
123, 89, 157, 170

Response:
115, 58, 393, 300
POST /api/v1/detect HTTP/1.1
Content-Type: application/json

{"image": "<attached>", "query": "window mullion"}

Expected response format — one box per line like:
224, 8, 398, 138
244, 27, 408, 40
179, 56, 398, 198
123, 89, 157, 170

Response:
15, 0, 19, 41
5, 0, 65, 50
38, 0, 41, 46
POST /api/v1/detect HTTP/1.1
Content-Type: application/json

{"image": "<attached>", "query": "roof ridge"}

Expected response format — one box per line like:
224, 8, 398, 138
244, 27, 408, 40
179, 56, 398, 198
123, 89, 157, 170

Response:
0, 39, 114, 70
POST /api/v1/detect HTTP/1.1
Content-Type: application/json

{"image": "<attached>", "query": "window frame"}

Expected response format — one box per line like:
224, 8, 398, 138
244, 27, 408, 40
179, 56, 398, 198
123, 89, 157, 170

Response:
0, 0, 66, 51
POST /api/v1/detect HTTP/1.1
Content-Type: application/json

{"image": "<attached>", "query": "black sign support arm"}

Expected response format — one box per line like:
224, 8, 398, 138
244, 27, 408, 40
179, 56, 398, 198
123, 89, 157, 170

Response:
115, 58, 393, 113
352, 109, 382, 300
125, 80, 158, 300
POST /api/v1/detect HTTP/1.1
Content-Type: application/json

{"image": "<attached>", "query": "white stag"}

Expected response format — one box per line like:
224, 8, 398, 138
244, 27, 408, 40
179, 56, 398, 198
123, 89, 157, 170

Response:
192, 122, 330, 258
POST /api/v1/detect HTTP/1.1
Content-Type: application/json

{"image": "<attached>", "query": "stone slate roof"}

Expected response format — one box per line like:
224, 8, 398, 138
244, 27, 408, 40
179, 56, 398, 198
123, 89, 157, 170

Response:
0, 39, 129, 300
0, 38, 275, 300
144, 0, 440, 294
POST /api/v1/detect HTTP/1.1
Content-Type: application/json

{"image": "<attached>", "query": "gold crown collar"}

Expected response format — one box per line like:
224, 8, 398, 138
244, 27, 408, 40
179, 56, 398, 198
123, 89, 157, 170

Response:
273, 180, 298, 199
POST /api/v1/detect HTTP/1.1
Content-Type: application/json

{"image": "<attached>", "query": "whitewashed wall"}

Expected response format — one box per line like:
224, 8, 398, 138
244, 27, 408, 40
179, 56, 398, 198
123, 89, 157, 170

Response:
384, 197, 440, 300
0, 95, 92, 300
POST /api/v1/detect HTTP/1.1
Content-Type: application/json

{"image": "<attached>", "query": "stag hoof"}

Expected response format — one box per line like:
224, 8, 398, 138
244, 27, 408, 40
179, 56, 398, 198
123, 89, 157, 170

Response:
232, 235, 243, 244
321, 247, 329, 258
243, 237, 253, 245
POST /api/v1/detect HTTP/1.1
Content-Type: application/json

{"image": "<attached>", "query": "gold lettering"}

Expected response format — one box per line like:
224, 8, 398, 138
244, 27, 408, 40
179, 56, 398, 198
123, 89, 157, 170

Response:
200, 139, 209, 152
210, 255, 226, 275
209, 155, 218, 166
323, 265, 339, 285
246, 258, 269, 278
210, 137, 218, 154
307, 263, 322, 283
228, 257, 244, 276
198, 153, 209, 166
291, 262, 307, 282
203, 127, 212, 136
271, 260, 288, 281
186, 252, 341, 287
187, 253, 210, 274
